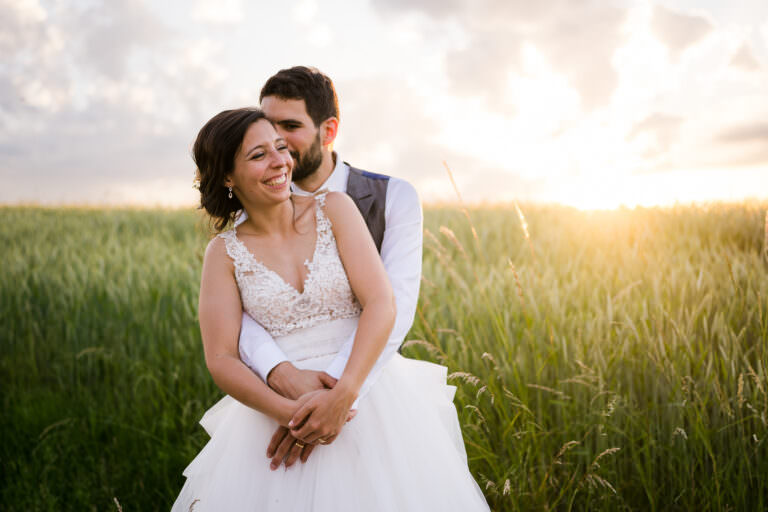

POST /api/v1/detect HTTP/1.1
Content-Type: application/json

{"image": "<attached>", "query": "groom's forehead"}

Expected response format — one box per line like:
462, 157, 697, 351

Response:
261, 96, 311, 119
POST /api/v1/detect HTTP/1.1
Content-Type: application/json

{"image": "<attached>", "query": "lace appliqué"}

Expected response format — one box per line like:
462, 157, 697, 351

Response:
218, 193, 362, 337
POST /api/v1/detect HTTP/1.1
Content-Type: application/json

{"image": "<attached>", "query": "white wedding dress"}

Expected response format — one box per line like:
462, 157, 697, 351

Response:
172, 194, 490, 511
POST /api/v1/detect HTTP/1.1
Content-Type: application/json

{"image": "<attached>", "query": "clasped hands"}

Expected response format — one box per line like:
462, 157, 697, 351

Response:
267, 362, 357, 470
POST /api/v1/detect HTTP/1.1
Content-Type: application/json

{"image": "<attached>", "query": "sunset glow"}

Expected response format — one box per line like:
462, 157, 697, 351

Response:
2, 0, 767, 208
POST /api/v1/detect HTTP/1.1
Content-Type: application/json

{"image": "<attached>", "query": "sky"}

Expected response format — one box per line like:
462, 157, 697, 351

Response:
2, 0, 767, 209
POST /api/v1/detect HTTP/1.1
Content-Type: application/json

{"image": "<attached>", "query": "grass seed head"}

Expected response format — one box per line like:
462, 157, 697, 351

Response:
764, 210, 768, 260
737, 373, 745, 409
449, 371, 481, 387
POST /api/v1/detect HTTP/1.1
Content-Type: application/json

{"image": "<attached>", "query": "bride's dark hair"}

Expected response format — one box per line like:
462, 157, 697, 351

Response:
193, 108, 268, 232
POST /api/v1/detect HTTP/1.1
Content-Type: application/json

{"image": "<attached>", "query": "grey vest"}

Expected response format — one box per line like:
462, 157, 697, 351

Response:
346, 165, 389, 253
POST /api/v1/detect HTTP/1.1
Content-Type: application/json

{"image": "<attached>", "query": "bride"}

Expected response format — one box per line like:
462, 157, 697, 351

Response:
172, 107, 490, 511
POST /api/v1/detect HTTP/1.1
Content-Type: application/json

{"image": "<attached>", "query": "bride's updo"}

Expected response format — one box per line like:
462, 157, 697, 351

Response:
193, 108, 268, 232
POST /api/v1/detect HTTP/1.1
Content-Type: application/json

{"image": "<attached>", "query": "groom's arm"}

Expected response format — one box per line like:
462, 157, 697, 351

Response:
324, 178, 423, 404
245, 310, 343, 471
240, 314, 335, 399
266, 181, 420, 469
237, 207, 332, 398
238, 313, 289, 382
233, 213, 295, 385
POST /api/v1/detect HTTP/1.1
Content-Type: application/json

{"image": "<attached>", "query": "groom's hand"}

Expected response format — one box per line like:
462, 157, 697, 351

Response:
267, 426, 318, 470
267, 362, 337, 400
265, 365, 337, 469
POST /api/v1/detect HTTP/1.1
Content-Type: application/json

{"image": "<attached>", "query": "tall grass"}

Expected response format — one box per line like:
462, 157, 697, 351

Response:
414, 202, 768, 511
1, 203, 767, 510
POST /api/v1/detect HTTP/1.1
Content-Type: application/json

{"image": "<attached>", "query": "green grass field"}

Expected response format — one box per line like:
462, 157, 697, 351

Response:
2, 203, 767, 511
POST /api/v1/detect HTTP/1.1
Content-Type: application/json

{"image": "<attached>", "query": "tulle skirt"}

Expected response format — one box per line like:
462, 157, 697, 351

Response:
172, 318, 490, 511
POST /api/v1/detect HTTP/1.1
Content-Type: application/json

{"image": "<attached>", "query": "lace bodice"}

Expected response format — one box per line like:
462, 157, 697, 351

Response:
218, 193, 362, 337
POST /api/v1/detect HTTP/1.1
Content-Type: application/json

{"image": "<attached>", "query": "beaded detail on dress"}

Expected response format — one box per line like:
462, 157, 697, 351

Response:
218, 193, 362, 337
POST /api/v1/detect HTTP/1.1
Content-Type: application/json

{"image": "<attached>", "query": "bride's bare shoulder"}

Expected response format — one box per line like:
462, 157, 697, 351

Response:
323, 191, 357, 215
202, 233, 234, 270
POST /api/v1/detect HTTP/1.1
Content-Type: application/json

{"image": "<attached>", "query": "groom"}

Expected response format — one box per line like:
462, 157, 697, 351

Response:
238, 66, 423, 470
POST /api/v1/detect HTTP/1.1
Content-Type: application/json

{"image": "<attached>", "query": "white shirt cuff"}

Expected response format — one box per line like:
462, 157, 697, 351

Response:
239, 340, 289, 382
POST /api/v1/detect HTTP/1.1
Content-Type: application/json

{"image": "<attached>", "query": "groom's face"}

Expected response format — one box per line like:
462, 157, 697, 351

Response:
261, 96, 323, 182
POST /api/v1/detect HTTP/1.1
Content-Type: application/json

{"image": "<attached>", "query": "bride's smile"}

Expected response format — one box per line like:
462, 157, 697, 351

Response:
263, 172, 288, 189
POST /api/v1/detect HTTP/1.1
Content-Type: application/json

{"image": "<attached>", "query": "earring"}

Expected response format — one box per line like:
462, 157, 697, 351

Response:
228, 186, 233, 199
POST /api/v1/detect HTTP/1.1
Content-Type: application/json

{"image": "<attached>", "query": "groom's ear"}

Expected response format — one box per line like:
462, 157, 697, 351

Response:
319, 117, 339, 147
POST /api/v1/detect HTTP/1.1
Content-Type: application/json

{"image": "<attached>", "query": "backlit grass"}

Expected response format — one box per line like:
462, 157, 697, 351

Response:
1, 203, 766, 510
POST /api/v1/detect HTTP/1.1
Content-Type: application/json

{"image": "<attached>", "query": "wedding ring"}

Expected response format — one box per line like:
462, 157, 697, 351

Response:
317, 438, 329, 445
295, 441, 306, 448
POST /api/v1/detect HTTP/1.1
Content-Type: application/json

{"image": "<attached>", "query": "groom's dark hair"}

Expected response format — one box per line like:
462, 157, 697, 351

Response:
260, 66, 339, 128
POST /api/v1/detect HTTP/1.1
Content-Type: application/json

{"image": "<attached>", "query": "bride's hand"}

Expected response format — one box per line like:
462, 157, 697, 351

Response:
266, 402, 356, 471
281, 389, 324, 426
288, 386, 357, 444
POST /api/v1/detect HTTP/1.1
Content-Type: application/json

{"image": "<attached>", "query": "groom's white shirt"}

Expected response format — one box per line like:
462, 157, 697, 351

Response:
237, 153, 423, 403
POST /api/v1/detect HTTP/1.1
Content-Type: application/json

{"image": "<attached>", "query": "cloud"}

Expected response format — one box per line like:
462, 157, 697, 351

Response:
635, 119, 768, 174
372, 0, 628, 112
717, 147, 768, 168
2, 0, 767, 206
335, 76, 445, 179
370, 0, 464, 20
0, 0, 47, 53
191, 0, 244, 25
334, 74, 556, 202
651, 5, 713, 59
729, 43, 760, 71
1, 1, 70, 115
627, 113, 684, 156
0, 1, 232, 205
532, 5, 626, 110
716, 122, 768, 144
444, 29, 523, 108
73, 0, 169, 80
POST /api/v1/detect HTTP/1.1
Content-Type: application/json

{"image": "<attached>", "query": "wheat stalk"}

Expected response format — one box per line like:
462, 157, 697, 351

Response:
443, 160, 480, 247
538, 440, 580, 494
514, 201, 536, 264
507, 259, 526, 312
764, 210, 768, 261
448, 371, 481, 387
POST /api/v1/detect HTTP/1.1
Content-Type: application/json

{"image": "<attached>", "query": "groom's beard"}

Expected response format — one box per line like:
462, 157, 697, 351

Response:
290, 132, 323, 182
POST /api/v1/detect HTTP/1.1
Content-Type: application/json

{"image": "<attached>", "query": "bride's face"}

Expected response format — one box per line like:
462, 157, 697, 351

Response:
226, 119, 293, 207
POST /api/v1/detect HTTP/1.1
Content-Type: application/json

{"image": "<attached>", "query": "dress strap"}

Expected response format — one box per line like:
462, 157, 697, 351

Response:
313, 192, 333, 240
217, 230, 253, 272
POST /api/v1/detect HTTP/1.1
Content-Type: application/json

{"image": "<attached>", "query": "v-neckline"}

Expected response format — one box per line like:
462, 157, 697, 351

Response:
232, 206, 320, 297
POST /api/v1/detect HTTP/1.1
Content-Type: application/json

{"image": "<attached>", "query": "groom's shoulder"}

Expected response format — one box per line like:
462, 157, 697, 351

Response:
346, 163, 390, 182
345, 162, 417, 196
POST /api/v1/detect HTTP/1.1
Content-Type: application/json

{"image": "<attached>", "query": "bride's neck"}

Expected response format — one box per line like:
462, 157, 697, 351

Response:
238, 199, 294, 237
